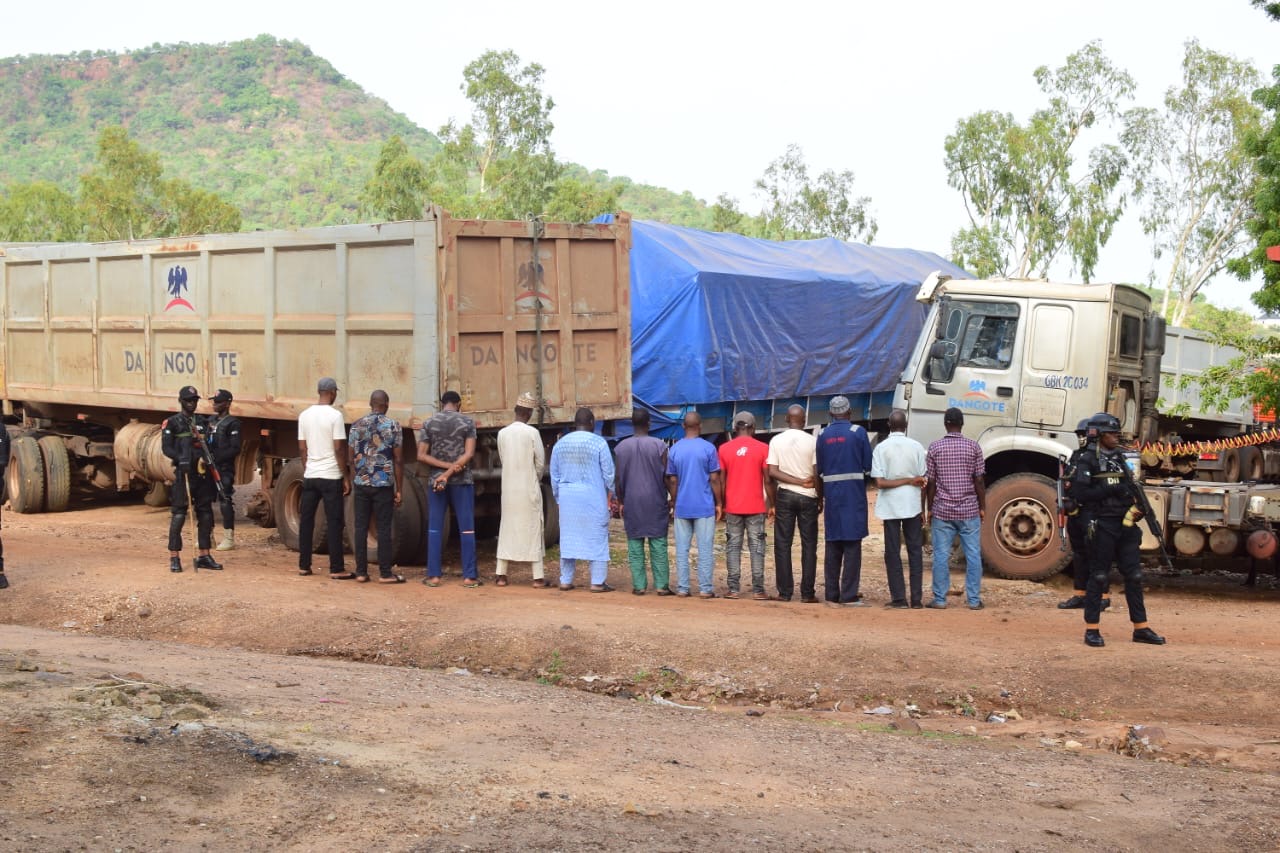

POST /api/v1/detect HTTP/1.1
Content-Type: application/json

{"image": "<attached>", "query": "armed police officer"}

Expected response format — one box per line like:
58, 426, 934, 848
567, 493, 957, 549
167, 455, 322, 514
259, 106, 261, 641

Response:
1070, 412, 1164, 647
1057, 418, 1110, 612
207, 389, 242, 552
161, 386, 223, 573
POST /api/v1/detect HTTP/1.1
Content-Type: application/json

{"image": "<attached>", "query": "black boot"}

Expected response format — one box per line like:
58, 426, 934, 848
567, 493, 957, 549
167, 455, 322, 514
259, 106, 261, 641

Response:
169, 557, 183, 573
194, 554, 223, 571
1132, 627, 1166, 645
1057, 595, 1085, 609
0, 571, 8, 589
1084, 629, 1105, 647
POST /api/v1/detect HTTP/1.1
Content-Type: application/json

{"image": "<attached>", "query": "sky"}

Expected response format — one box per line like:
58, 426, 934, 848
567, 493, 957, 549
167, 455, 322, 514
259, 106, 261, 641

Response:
5, 1, 1278, 312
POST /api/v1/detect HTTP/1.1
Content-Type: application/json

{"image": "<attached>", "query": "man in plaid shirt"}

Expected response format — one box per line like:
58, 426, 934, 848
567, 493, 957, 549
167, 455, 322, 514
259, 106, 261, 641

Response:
925, 407, 987, 610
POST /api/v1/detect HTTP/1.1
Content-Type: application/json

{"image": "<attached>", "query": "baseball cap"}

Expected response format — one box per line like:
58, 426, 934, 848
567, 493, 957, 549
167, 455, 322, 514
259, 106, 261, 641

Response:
732, 411, 756, 428
829, 395, 851, 415
317, 377, 339, 393
212, 389, 233, 404
178, 385, 200, 401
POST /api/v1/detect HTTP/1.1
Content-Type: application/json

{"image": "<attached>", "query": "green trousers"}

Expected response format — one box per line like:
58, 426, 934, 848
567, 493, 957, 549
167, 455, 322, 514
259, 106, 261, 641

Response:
627, 537, 669, 591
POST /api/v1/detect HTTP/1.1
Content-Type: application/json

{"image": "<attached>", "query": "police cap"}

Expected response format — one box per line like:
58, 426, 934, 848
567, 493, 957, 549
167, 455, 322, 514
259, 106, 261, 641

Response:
1088, 412, 1122, 434
178, 385, 200, 402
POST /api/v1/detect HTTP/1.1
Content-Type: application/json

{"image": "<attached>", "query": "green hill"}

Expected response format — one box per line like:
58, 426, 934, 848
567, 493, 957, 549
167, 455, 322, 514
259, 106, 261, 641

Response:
0, 35, 712, 230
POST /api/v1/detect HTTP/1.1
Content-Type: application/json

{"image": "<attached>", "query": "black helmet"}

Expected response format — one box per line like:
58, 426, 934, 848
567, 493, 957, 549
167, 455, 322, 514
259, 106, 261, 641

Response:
1075, 418, 1090, 435
1088, 412, 1122, 434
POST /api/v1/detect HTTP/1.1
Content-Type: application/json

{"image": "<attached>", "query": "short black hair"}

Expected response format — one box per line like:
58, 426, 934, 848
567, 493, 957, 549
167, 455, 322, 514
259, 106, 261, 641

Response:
574, 407, 595, 428
441, 390, 461, 406
631, 407, 650, 427
943, 407, 964, 426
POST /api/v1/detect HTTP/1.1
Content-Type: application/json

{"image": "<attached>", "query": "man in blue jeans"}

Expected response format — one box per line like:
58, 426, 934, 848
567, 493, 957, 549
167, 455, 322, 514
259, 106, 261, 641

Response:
665, 412, 723, 598
418, 391, 479, 587
925, 407, 986, 610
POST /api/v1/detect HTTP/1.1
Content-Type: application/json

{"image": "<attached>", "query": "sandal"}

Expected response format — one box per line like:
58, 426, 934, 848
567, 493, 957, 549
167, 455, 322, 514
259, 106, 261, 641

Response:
378, 574, 406, 584
424, 577, 442, 587
590, 583, 615, 593
330, 572, 358, 580
495, 576, 509, 587
532, 578, 549, 588
355, 574, 371, 583
461, 579, 484, 588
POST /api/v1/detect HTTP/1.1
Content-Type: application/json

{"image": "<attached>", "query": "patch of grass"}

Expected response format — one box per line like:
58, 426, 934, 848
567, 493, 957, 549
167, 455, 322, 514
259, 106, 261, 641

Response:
537, 650, 565, 686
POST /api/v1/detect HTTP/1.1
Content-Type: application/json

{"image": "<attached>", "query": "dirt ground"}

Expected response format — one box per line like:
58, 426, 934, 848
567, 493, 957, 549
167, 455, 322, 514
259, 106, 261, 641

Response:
1, 494, 1279, 851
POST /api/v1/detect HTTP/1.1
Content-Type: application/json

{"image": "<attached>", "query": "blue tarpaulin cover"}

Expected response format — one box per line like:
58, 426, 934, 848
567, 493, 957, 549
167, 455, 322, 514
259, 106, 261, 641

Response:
621, 219, 969, 408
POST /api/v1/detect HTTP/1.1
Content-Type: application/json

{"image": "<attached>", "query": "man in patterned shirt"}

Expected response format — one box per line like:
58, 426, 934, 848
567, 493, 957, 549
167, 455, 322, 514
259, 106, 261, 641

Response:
925, 407, 987, 610
348, 389, 404, 583
418, 391, 479, 587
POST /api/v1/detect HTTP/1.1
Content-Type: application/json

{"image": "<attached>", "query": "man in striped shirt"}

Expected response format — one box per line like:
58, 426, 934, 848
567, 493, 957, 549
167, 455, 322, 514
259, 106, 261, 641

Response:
924, 407, 986, 610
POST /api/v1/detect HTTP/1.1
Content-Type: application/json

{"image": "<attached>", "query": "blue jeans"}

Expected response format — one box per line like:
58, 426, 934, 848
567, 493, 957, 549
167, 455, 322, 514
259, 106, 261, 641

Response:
930, 516, 982, 606
674, 515, 716, 594
426, 481, 477, 579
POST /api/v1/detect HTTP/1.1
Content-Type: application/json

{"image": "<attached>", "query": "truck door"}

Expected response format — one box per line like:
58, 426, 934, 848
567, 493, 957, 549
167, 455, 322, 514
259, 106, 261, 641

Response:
912, 298, 1022, 439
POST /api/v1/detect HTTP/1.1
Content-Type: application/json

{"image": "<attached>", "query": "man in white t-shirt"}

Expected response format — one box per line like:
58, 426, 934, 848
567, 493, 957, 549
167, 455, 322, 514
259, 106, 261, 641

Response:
766, 404, 819, 602
297, 377, 351, 578
871, 409, 928, 609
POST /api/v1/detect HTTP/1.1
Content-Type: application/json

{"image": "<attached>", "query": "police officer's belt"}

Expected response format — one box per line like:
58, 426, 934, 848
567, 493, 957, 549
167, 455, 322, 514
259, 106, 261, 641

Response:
820, 472, 864, 482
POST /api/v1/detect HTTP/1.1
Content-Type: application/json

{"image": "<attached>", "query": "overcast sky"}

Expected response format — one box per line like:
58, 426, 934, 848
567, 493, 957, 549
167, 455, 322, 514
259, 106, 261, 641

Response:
5, 1, 1277, 311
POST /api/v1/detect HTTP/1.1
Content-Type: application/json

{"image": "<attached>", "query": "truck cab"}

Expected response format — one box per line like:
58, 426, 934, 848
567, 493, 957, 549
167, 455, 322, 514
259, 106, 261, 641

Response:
895, 274, 1157, 579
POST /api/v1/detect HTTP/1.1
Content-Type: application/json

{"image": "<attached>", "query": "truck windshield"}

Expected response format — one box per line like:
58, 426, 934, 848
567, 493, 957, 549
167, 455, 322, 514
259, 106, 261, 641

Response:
940, 300, 1019, 371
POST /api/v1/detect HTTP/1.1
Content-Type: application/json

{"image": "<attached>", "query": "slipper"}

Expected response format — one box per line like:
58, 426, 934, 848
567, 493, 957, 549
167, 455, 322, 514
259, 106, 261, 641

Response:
378, 574, 406, 584
297, 568, 313, 576
330, 572, 358, 580
495, 576, 509, 587
461, 579, 484, 588
424, 577, 442, 587
355, 574, 371, 583
590, 583, 615, 593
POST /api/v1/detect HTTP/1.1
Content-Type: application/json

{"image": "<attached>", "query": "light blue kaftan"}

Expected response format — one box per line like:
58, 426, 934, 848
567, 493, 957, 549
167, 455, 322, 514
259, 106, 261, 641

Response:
550, 430, 616, 562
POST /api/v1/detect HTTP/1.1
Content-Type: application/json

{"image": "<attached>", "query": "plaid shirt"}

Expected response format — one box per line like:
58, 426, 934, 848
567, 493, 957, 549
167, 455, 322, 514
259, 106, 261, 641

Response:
926, 432, 984, 520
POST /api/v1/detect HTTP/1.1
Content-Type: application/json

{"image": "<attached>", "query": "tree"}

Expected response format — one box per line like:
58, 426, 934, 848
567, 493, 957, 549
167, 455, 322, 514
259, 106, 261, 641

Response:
1122, 41, 1262, 326
754, 144, 876, 242
710, 193, 750, 235
1252, 0, 1280, 21
0, 182, 84, 241
79, 126, 240, 240
944, 41, 1134, 280
429, 50, 561, 219
359, 135, 430, 220
542, 176, 622, 222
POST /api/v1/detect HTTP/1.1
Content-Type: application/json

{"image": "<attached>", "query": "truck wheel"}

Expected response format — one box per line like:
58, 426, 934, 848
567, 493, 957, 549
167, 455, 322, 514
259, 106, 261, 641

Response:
143, 481, 171, 507
1240, 447, 1263, 481
38, 436, 71, 513
1222, 447, 1242, 482
400, 478, 427, 565
6, 436, 45, 514
542, 481, 560, 548
345, 479, 426, 568
982, 473, 1072, 581
272, 459, 329, 553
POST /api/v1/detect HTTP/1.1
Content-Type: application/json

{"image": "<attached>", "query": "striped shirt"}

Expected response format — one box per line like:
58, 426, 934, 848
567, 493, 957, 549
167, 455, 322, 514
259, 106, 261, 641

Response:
926, 432, 984, 521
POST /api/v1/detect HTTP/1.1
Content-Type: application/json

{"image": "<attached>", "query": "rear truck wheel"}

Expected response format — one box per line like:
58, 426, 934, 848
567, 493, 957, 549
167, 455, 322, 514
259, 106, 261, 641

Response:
143, 481, 171, 507
982, 473, 1072, 581
38, 435, 71, 512
6, 436, 45, 514
344, 479, 426, 568
272, 459, 329, 554
1239, 446, 1262, 481
542, 481, 560, 548
1222, 447, 1242, 482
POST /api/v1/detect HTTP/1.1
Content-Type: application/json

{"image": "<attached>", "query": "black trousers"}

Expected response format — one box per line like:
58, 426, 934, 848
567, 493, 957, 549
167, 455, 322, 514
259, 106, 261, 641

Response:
884, 514, 924, 605
352, 484, 395, 577
169, 466, 215, 552
217, 464, 236, 529
1067, 513, 1110, 596
1085, 517, 1147, 626
774, 489, 819, 598
299, 477, 345, 573
824, 539, 863, 602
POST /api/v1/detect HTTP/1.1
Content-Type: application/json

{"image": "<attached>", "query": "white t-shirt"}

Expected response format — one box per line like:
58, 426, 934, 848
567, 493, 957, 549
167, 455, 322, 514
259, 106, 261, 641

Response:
766, 428, 818, 498
298, 404, 346, 479
871, 432, 927, 520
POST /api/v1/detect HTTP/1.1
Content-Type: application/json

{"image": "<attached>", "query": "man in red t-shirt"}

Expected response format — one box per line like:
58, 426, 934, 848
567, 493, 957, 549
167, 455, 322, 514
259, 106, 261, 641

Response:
718, 412, 776, 599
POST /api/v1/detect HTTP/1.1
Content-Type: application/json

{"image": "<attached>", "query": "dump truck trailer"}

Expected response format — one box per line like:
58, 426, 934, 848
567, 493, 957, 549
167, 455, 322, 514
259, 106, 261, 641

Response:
0, 212, 633, 564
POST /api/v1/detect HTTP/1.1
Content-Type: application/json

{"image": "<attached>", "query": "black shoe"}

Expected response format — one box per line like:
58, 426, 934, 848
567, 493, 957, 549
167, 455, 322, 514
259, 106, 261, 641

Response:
1084, 630, 1105, 647
0, 572, 10, 589
1101, 598, 1111, 611
655, 587, 675, 597
884, 600, 910, 609
800, 596, 820, 604
910, 601, 923, 609
968, 601, 985, 611
1057, 595, 1086, 609
1132, 627, 1166, 645
194, 555, 223, 571
169, 557, 183, 573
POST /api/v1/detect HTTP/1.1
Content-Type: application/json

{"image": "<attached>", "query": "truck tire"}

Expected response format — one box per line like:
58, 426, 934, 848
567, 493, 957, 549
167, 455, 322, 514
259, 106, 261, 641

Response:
542, 481, 560, 548
272, 459, 329, 554
1222, 447, 1242, 482
6, 436, 45, 514
982, 473, 1072, 581
38, 435, 71, 513
1240, 446, 1263, 481
344, 478, 427, 568
143, 481, 171, 508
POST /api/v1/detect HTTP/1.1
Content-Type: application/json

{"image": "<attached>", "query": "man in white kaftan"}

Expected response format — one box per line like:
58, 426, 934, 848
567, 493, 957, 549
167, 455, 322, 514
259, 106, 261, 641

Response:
496, 392, 547, 587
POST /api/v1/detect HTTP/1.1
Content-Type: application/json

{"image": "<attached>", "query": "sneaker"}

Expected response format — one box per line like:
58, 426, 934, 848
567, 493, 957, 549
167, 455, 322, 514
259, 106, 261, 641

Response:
1057, 595, 1086, 609
676, 590, 691, 598
169, 557, 183, 573
1132, 627, 1166, 645
1085, 630, 1106, 647
925, 601, 947, 609
194, 555, 223, 571
884, 600, 910, 609
844, 598, 870, 608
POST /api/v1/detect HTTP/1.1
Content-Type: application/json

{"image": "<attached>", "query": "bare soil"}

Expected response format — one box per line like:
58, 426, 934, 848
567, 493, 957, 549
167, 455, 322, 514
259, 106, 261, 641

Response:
1, 495, 1279, 851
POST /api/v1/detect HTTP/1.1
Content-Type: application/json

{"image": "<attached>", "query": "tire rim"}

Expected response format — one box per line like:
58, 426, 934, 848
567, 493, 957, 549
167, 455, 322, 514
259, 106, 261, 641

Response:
992, 495, 1055, 558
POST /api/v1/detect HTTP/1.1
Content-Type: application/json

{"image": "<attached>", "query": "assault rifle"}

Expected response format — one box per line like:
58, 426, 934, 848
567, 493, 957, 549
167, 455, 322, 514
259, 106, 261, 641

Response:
191, 418, 232, 502
1120, 463, 1175, 573
1055, 454, 1069, 551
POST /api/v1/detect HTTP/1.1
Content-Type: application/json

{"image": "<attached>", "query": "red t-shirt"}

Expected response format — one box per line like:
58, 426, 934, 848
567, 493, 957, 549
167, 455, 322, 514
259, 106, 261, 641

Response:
718, 435, 770, 515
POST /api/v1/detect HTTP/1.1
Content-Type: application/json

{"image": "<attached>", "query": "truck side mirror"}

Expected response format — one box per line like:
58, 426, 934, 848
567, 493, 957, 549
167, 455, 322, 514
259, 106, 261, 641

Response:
925, 340, 958, 395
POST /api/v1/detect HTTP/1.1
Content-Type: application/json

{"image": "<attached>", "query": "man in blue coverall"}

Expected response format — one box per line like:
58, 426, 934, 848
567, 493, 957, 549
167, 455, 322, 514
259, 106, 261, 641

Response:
815, 395, 873, 606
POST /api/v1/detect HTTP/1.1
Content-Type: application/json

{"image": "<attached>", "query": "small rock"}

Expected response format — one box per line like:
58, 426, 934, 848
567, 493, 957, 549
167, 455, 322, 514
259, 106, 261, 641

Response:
170, 706, 208, 721
34, 672, 70, 684
61, 621, 78, 629
325, 813, 336, 823
986, 713, 1007, 724
1004, 709, 1022, 721
447, 667, 472, 677
864, 705, 894, 715
172, 723, 204, 734
141, 705, 164, 720
137, 608, 151, 619
1064, 739, 1084, 750
102, 612, 114, 622
560, 625, 573, 631
999, 689, 1012, 699
745, 709, 764, 717
890, 717, 921, 734
15, 660, 39, 672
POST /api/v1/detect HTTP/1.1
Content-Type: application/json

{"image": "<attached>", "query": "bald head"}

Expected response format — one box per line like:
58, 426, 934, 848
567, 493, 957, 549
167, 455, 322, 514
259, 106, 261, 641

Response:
888, 409, 907, 432
683, 411, 702, 437
786, 405, 806, 430
369, 389, 389, 412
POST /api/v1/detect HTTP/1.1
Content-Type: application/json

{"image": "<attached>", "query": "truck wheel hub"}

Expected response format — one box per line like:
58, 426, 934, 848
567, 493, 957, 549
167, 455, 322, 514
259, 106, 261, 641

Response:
995, 498, 1053, 556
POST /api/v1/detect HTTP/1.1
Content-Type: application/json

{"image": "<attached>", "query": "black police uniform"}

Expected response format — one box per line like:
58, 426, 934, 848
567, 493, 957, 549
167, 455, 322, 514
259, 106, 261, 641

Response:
1059, 440, 1111, 608
0, 425, 9, 589
206, 402, 242, 531
1071, 419, 1162, 645
161, 394, 218, 562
